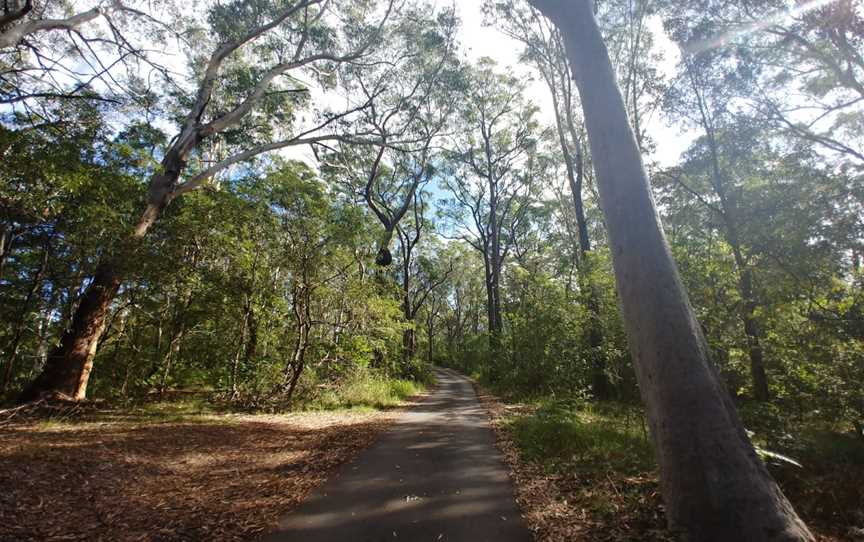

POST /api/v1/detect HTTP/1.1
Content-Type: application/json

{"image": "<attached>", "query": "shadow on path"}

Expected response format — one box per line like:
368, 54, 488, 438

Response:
261, 368, 532, 542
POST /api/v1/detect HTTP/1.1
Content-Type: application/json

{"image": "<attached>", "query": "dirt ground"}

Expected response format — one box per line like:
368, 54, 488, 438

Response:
0, 409, 394, 541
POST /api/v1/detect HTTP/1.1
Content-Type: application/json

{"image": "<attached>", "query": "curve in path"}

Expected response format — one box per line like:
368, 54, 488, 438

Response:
262, 368, 532, 542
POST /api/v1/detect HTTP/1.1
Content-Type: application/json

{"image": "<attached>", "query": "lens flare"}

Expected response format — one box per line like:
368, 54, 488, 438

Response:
684, 0, 840, 54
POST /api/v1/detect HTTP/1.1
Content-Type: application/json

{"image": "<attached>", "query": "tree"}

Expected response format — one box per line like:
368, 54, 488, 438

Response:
327, 3, 461, 267
19, 0, 394, 402
394, 211, 452, 361
442, 58, 541, 358
664, 47, 771, 400
486, 0, 613, 398
526, 1, 812, 539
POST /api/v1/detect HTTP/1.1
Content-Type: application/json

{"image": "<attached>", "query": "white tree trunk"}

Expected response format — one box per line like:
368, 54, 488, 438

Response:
527, 1, 812, 540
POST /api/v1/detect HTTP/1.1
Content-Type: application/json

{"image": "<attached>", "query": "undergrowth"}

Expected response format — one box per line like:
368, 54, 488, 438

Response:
499, 396, 864, 540
508, 399, 654, 474
309, 367, 429, 410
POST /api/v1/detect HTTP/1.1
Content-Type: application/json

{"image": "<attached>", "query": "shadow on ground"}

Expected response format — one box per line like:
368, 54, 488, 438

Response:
263, 368, 532, 542
0, 412, 390, 541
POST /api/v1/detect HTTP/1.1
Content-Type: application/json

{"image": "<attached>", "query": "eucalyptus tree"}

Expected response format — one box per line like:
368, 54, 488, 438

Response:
0, 0, 185, 114
0, 105, 141, 394
442, 58, 541, 358
759, 0, 864, 168
595, 0, 666, 154
656, 117, 863, 401
19, 0, 396, 402
323, 3, 461, 267
486, 0, 613, 397
663, 1, 864, 169
0, 0, 104, 48
262, 163, 361, 403
662, 40, 774, 401
527, 1, 812, 539
394, 204, 452, 361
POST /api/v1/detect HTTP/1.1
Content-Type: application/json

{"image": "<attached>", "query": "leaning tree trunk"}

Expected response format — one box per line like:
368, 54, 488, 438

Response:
18, 262, 121, 402
19, 169, 178, 403
528, 1, 812, 540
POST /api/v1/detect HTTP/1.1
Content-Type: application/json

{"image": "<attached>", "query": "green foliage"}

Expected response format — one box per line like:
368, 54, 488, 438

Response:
508, 399, 654, 475
309, 365, 427, 410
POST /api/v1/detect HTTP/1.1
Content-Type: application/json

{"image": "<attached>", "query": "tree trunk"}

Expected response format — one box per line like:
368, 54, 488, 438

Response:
75, 317, 106, 400
691, 60, 772, 402
18, 170, 177, 403
284, 264, 314, 403
554, 90, 610, 399
546, 62, 612, 399
736, 253, 770, 402
402, 254, 415, 362
528, 1, 812, 540
18, 262, 121, 402
284, 323, 308, 403
230, 293, 253, 399
0, 223, 12, 280
403, 328, 416, 361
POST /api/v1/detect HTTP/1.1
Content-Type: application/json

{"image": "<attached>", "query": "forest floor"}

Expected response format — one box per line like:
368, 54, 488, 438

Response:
474, 385, 864, 542
0, 404, 400, 541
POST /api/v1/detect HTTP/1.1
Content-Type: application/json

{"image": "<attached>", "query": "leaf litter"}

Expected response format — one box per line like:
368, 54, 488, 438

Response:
0, 409, 395, 541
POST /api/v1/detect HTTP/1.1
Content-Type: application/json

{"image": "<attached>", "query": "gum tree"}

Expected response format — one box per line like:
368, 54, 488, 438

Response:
526, 0, 812, 539
20, 0, 394, 402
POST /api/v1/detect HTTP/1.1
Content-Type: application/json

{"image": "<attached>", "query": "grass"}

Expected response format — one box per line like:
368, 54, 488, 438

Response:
479, 391, 669, 540
494, 394, 864, 540
507, 399, 654, 475
311, 372, 428, 410
134, 396, 219, 421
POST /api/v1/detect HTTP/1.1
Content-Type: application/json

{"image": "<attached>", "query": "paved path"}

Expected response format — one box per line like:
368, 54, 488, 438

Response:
262, 368, 532, 542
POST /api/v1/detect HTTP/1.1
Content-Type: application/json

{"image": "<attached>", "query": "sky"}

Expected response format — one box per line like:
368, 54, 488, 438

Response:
280, 1, 693, 169
452, 2, 694, 168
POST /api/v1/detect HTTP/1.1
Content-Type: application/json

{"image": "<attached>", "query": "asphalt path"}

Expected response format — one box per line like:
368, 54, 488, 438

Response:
261, 367, 532, 542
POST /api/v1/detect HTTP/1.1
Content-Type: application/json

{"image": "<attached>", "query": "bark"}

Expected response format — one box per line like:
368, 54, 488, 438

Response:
158, 286, 195, 393
18, 261, 120, 402
400, 229, 417, 362
0, 2, 101, 49
426, 294, 441, 363
230, 293, 254, 399
285, 278, 312, 403
33, 286, 58, 374
737, 253, 770, 401
487, 180, 504, 343
483, 250, 502, 358
403, 328, 416, 361
552, 81, 610, 399
528, 1, 812, 540
544, 49, 611, 398
0, 223, 12, 279
283, 255, 316, 403
74, 317, 105, 400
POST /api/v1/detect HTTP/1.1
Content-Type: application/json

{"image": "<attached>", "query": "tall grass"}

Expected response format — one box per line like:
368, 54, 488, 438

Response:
310, 366, 428, 410
508, 399, 654, 474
